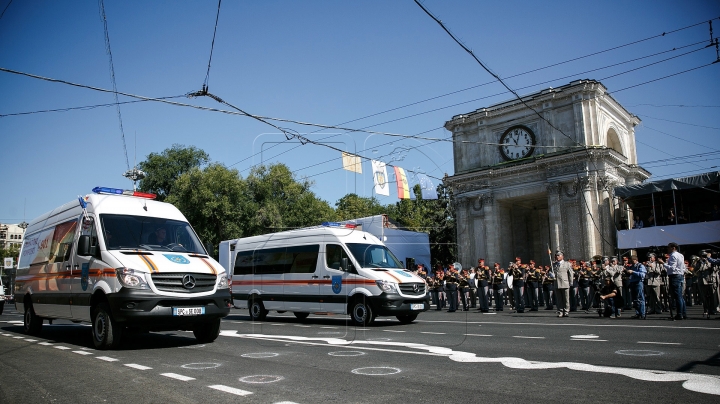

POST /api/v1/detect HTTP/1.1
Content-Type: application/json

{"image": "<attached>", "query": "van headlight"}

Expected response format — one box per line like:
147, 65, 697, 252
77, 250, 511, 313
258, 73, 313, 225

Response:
217, 273, 229, 289
116, 268, 149, 290
376, 279, 398, 294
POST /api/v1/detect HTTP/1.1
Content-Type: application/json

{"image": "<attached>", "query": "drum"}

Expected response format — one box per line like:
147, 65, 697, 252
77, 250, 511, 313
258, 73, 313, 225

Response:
505, 274, 513, 289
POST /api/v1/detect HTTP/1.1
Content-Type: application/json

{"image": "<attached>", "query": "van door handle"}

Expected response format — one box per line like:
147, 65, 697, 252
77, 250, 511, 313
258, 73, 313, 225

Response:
311, 275, 319, 279
323, 275, 331, 279
66, 265, 71, 271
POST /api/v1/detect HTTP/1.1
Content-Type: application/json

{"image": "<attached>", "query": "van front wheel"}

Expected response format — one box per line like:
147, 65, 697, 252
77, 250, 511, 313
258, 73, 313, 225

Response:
249, 297, 268, 321
350, 298, 374, 326
193, 318, 221, 343
23, 301, 42, 336
92, 302, 123, 350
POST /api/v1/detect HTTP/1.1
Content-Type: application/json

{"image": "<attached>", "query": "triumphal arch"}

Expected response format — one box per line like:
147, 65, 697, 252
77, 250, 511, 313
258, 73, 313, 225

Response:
444, 80, 650, 266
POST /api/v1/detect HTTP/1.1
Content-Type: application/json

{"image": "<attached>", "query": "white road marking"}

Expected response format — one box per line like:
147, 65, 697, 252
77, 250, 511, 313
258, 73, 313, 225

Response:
572, 339, 608, 342
274, 402, 300, 404
638, 341, 682, 345
512, 336, 545, 339
571, 334, 599, 339
208, 385, 253, 396
54, 346, 71, 350
417, 320, 720, 330
321, 326, 338, 329
355, 328, 371, 331
383, 330, 405, 333
161, 373, 195, 381
270, 324, 284, 326
8, 321, 23, 325
239, 375, 284, 384
294, 325, 311, 328
223, 332, 720, 396
351, 367, 401, 376
241, 352, 279, 358
465, 334, 493, 337
73, 350, 93, 355
23, 339, 37, 342
421, 332, 446, 335
38, 342, 53, 346
181, 363, 221, 370
328, 351, 366, 356
1, 333, 12, 336
96, 356, 118, 362
13, 336, 24, 339
125, 364, 152, 370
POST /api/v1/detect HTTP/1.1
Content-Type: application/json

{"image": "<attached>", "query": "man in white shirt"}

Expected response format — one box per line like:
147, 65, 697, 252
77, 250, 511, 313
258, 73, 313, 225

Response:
658, 242, 687, 320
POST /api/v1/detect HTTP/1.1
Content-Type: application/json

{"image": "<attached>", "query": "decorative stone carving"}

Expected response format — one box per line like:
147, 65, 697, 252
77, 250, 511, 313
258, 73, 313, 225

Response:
471, 193, 494, 211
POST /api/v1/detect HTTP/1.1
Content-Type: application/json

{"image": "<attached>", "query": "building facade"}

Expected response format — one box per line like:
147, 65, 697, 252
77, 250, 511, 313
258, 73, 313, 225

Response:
0, 223, 26, 251
444, 80, 650, 266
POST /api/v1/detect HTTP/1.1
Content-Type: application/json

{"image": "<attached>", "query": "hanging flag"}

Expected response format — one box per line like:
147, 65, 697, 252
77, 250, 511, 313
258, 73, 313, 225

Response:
341, 152, 362, 174
417, 173, 438, 200
393, 166, 411, 199
371, 160, 390, 196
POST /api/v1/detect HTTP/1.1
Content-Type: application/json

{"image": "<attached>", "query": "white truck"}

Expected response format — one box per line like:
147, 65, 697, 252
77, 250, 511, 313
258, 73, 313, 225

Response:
219, 222, 429, 325
15, 186, 231, 349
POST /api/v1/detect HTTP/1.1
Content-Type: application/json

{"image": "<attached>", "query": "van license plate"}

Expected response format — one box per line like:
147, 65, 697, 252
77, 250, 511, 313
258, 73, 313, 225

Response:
410, 304, 424, 310
173, 307, 205, 316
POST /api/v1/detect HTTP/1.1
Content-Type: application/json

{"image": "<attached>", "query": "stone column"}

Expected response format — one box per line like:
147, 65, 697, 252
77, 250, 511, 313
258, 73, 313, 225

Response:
455, 197, 471, 265
480, 193, 497, 264
546, 182, 563, 252
579, 177, 596, 259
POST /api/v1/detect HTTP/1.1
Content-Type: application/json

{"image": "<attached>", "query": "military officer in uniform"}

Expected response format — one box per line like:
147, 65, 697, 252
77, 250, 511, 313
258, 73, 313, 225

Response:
696, 250, 720, 318
553, 250, 574, 317
578, 261, 592, 311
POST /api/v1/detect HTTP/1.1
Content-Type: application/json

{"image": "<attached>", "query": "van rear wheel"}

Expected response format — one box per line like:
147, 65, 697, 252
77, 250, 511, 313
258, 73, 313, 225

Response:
0, 301, 4, 315
92, 302, 123, 350
249, 297, 268, 321
396, 313, 418, 324
193, 318, 221, 343
350, 298, 374, 326
23, 301, 42, 336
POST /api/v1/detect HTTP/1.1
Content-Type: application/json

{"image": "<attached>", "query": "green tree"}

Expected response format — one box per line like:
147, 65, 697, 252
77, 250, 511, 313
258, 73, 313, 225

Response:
166, 163, 248, 257
245, 164, 335, 236
138, 144, 210, 201
335, 194, 387, 220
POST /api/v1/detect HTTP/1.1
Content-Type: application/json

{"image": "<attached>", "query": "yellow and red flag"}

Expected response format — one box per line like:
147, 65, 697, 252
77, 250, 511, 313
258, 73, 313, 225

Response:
393, 166, 411, 199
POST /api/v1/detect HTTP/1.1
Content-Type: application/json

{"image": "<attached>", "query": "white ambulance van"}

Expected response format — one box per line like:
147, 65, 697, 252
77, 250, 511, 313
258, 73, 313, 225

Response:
15, 187, 231, 349
218, 222, 429, 325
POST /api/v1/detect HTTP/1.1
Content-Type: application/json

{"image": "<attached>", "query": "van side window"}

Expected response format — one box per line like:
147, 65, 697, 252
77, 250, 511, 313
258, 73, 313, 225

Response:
326, 244, 350, 271
49, 220, 78, 264
234, 245, 320, 275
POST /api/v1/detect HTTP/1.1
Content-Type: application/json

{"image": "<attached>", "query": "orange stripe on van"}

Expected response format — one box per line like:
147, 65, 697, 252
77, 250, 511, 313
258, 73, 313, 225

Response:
198, 257, 217, 275
138, 254, 158, 273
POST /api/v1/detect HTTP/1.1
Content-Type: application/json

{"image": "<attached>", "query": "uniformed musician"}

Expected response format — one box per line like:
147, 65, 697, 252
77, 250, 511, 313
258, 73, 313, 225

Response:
435, 270, 446, 311
476, 264, 491, 313
459, 268, 471, 311
578, 261, 592, 311
491, 263, 505, 311
695, 250, 720, 318
526, 261, 541, 311
542, 265, 555, 310
445, 263, 459, 312
510, 262, 526, 313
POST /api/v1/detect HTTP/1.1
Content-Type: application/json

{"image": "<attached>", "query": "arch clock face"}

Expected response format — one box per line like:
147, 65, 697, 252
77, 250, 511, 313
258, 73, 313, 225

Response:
500, 125, 536, 161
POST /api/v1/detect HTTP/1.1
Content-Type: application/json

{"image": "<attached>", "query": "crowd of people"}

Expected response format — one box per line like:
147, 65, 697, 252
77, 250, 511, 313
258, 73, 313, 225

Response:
414, 242, 720, 320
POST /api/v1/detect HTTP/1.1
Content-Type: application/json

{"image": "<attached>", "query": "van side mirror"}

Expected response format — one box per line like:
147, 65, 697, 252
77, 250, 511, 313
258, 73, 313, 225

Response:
77, 235, 92, 256
341, 257, 349, 272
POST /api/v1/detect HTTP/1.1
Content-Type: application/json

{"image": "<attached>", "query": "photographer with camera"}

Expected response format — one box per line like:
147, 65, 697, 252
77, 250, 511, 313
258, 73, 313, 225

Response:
599, 276, 620, 318
695, 250, 720, 318
658, 242, 687, 320
604, 257, 624, 316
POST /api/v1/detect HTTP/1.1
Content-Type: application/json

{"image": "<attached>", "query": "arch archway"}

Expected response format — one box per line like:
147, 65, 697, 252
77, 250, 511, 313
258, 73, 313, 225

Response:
606, 128, 624, 157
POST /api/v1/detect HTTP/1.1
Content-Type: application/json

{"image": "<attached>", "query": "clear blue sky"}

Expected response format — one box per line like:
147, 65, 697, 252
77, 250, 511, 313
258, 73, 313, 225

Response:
1, 0, 718, 223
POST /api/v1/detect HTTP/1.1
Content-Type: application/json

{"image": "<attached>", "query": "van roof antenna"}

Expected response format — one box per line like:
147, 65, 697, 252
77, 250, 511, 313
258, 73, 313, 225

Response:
123, 167, 145, 191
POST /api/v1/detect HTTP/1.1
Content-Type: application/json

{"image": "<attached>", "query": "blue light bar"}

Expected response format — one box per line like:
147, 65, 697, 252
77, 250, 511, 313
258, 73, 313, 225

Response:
92, 187, 156, 199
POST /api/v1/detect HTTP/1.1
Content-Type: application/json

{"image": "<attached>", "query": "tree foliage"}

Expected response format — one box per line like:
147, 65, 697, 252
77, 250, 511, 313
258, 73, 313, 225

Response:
335, 194, 386, 221
166, 163, 247, 257
138, 144, 210, 201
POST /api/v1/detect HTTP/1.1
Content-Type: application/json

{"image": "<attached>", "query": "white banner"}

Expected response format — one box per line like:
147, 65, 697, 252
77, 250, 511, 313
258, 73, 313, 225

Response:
617, 221, 720, 249
371, 160, 390, 196
3, 257, 13, 269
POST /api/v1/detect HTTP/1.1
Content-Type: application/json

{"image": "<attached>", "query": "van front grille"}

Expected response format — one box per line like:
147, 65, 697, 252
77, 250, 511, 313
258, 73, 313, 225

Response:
399, 283, 426, 296
151, 272, 216, 293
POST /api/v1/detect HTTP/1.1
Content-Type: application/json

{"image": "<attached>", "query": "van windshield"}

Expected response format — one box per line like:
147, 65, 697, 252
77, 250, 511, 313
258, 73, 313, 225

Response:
346, 243, 404, 269
100, 214, 206, 254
